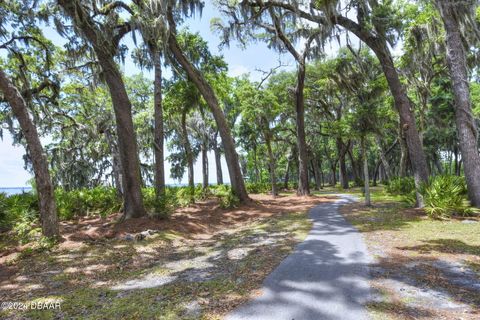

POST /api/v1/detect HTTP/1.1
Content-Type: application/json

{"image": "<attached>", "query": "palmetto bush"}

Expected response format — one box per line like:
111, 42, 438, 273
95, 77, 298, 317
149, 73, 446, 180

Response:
142, 187, 178, 218
211, 184, 239, 209
385, 177, 416, 196
420, 175, 470, 218
246, 182, 272, 194
0, 192, 38, 231
55, 187, 121, 220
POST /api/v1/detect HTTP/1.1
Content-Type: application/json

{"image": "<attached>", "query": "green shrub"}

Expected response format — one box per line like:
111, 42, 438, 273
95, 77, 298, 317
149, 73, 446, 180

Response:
142, 187, 178, 219
0, 193, 6, 230
353, 177, 364, 187
1, 182, 252, 232
246, 182, 270, 194
55, 187, 121, 219
0, 192, 38, 230
385, 177, 416, 196
245, 181, 289, 194
141, 187, 156, 209
175, 186, 195, 206
0, 192, 53, 244
154, 190, 178, 218
212, 185, 239, 208
420, 175, 470, 218
12, 216, 41, 244
194, 184, 209, 200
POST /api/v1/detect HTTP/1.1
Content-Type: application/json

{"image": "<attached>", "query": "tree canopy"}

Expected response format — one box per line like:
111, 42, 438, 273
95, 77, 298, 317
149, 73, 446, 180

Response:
0, 0, 479, 238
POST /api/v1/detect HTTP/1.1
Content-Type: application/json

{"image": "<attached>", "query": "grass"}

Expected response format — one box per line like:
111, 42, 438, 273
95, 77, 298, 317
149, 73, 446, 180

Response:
338, 185, 480, 319
0, 201, 313, 320
340, 188, 480, 255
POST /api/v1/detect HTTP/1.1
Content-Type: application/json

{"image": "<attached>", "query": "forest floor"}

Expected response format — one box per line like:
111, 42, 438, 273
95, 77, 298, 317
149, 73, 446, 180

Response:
2, 188, 479, 320
334, 187, 480, 320
0, 193, 334, 319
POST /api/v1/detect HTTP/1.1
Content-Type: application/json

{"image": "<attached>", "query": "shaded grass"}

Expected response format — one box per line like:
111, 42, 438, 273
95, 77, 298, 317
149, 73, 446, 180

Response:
340, 188, 480, 319
367, 300, 434, 320
339, 187, 480, 248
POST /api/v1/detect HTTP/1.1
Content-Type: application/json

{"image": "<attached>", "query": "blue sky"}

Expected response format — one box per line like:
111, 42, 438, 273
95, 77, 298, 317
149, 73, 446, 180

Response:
0, 1, 296, 187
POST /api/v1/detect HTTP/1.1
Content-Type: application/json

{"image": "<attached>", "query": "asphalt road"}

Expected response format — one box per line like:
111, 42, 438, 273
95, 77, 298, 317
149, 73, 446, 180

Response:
226, 195, 373, 320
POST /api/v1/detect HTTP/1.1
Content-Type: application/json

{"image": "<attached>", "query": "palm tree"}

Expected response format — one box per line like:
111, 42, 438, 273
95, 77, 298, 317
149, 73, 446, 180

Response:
132, 0, 170, 201
435, 0, 480, 207
57, 0, 147, 218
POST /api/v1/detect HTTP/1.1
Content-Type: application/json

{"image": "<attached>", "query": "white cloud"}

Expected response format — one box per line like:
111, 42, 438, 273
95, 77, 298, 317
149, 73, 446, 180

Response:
228, 64, 250, 77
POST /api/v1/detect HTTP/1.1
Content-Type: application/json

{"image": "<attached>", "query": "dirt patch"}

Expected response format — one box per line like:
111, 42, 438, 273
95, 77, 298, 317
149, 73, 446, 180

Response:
0, 193, 333, 319
0, 194, 332, 263
63, 194, 331, 242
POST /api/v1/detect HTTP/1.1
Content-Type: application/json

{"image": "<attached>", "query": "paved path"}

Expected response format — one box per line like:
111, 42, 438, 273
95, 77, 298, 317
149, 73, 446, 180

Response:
227, 195, 373, 320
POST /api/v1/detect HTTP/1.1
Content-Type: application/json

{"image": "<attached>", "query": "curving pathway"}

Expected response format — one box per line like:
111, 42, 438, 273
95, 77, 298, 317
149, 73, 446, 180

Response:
226, 195, 373, 320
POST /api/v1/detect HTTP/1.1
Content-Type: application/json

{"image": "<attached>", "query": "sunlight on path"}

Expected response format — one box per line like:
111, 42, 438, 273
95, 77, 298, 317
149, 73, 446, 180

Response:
227, 195, 373, 320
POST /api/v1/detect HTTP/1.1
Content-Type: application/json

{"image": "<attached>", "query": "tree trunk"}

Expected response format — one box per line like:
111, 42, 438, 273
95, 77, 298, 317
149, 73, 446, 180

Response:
335, 16, 429, 207
330, 164, 337, 186
374, 47, 428, 207
398, 124, 408, 178
101, 59, 147, 218
437, 0, 480, 207
312, 156, 322, 190
376, 135, 392, 181
104, 129, 123, 198
347, 145, 361, 183
202, 139, 209, 189
337, 138, 349, 189
284, 154, 291, 189
213, 132, 223, 185
454, 147, 459, 176
264, 127, 278, 197
321, 168, 325, 188
0, 69, 59, 238
361, 137, 371, 206
448, 151, 453, 175
253, 145, 260, 182
295, 63, 310, 195
152, 49, 166, 199
373, 159, 381, 186
181, 110, 194, 191
434, 152, 444, 175
167, 9, 249, 202
58, 1, 146, 218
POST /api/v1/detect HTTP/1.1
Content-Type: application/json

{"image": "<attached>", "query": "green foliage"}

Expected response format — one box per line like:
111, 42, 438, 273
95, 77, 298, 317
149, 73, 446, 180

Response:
420, 175, 471, 218
471, 83, 480, 117
141, 188, 177, 219
55, 187, 121, 220
246, 182, 271, 194
2, 184, 243, 233
12, 216, 41, 245
0, 192, 38, 231
0, 193, 6, 228
385, 177, 415, 195
385, 175, 473, 218
195, 184, 208, 200
0, 192, 52, 244
352, 177, 364, 188
211, 185, 239, 209
175, 186, 196, 206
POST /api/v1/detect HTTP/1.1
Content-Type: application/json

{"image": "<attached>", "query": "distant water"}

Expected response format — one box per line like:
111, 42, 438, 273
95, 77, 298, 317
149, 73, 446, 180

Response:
0, 183, 229, 196
0, 187, 33, 196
